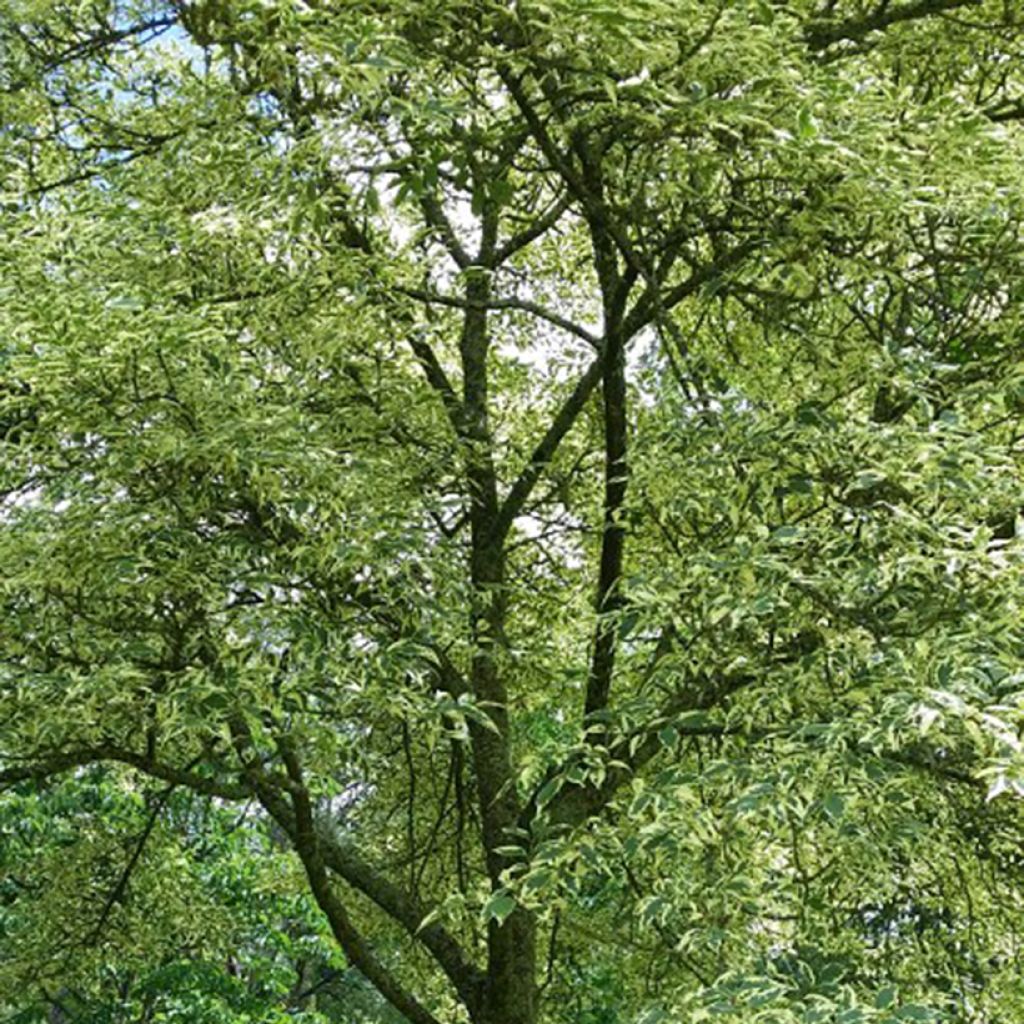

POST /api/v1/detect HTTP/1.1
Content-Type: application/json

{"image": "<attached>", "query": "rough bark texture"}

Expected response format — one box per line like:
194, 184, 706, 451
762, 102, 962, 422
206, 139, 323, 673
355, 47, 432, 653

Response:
585, 328, 628, 720
460, 250, 538, 1024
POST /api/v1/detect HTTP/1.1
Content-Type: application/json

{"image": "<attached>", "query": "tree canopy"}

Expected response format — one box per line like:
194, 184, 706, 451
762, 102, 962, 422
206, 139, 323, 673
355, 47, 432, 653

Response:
2, 2, 1024, 1022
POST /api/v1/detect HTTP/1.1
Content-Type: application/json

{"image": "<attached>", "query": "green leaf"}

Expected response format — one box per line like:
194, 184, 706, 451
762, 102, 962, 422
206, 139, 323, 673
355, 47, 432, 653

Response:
482, 891, 517, 925
822, 792, 845, 821
536, 777, 563, 809
875, 987, 897, 1010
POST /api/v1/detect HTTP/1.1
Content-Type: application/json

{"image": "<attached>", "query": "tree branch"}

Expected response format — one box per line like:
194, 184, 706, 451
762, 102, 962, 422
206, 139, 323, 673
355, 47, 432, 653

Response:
317, 826, 486, 1010
274, 745, 447, 1024
4, 14, 178, 94
86, 780, 177, 946
396, 284, 601, 348
621, 238, 762, 339
407, 330, 464, 435
805, 0, 984, 50
498, 68, 646, 280
0, 745, 250, 800
494, 192, 572, 263
584, 327, 627, 722
420, 193, 473, 270
489, 350, 606, 545
528, 667, 755, 831
985, 97, 1024, 123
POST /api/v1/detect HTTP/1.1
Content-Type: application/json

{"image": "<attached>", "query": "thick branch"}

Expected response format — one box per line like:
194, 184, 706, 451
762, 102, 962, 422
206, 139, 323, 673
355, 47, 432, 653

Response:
275, 749, 445, 1024
805, 0, 983, 50
584, 330, 628, 721
317, 828, 485, 1009
0, 745, 249, 800
457, 207, 539, 1022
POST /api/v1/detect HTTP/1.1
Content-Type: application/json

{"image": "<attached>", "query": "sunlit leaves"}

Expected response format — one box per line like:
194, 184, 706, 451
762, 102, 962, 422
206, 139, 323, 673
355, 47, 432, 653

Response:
3, 1, 1024, 1023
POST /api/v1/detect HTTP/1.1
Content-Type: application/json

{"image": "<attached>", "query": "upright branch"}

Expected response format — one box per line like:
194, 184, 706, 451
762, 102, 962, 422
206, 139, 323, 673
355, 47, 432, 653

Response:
458, 210, 514, 876
585, 321, 628, 722
489, 350, 607, 546
583, 178, 632, 722
552, 115, 637, 728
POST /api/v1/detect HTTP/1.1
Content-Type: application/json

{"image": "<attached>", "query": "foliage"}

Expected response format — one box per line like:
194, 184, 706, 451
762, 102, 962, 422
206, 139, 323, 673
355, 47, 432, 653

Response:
2, 2, 1024, 1023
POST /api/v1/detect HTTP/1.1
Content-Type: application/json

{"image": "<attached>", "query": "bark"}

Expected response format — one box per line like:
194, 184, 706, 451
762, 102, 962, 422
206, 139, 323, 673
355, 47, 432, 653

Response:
278, 762, 444, 1024
585, 328, 628, 720
459, 248, 538, 1024
805, 0, 983, 50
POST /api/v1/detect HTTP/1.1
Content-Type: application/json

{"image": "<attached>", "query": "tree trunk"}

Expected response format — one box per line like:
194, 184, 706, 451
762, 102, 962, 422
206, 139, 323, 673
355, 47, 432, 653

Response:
478, 913, 538, 1023
459, 256, 539, 1024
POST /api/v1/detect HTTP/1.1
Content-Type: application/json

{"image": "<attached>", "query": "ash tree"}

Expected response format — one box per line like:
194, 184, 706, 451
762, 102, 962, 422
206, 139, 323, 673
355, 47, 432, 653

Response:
3, 2, 1024, 1023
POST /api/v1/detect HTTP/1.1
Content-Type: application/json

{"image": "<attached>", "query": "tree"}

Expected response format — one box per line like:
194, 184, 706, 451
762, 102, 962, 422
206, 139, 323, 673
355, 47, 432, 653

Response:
0, 767, 413, 1023
2, 1, 1024, 1022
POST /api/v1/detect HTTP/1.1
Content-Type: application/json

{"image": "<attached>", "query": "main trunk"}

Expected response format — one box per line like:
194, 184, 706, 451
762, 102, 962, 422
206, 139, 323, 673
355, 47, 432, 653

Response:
460, 266, 538, 1024
477, 911, 538, 1024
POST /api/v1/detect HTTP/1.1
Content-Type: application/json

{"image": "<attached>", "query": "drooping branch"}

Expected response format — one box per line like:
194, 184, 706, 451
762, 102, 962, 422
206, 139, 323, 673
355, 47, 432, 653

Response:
296, 850, 444, 1024
86, 779, 178, 946
217, 715, 481, 1006
26, 142, 164, 196
3, 13, 178, 94
0, 744, 250, 800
